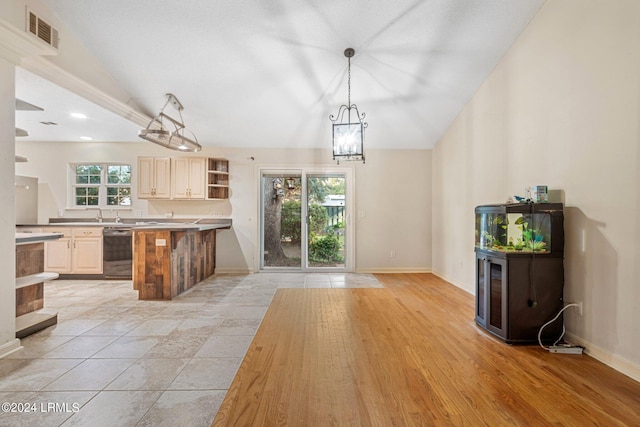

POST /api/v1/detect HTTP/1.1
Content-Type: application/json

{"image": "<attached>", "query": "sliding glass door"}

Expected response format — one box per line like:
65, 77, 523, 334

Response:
260, 169, 351, 271
261, 173, 302, 268
306, 174, 346, 269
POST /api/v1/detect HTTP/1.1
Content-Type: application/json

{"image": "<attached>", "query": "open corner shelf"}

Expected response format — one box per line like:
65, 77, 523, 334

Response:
207, 158, 230, 200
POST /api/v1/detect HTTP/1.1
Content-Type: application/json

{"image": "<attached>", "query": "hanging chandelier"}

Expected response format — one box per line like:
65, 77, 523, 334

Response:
139, 93, 201, 152
329, 48, 367, 164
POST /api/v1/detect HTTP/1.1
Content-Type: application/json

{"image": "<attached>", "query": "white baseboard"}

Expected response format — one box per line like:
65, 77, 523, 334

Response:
356, 268, 432, 274
0, 339, 22, 359
565, 332, 640, 383
431, 270, 473, 295
214, 268, 433, 275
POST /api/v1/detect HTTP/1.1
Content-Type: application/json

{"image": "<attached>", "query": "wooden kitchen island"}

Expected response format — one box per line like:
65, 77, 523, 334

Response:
132, 221, 231, 300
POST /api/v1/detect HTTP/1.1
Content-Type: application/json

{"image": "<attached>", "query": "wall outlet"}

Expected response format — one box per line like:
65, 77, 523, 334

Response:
567, 301, 583, 316
390, 250, 396, 258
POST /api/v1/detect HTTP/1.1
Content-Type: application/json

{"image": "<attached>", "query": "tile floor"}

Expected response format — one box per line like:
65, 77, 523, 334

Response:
0, 273, 382, 427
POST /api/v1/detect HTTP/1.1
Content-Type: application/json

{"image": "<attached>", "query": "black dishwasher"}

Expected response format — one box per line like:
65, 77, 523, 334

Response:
103, 227, 133, 279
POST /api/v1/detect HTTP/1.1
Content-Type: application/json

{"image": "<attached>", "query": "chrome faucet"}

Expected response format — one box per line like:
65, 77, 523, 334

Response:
88, 207, 103, 222
114, 210, 122, 224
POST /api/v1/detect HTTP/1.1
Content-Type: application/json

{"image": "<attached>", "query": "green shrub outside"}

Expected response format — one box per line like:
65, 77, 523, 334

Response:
309, 230, 343, 263
281, 201, 329, 242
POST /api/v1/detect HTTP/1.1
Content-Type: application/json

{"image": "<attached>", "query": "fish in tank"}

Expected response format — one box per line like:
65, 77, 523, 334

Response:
475, 211, 552, 254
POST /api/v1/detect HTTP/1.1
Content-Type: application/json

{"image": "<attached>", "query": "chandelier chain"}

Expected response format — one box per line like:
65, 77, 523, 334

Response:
347, 55, 351, 119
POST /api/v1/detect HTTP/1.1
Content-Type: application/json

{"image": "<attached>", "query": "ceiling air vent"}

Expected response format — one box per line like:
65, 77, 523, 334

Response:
26, 8, 59, 49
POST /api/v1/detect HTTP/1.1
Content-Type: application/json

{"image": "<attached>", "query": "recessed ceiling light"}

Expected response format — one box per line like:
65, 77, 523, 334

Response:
80, 136, 93, 141
70, 112, 87, 119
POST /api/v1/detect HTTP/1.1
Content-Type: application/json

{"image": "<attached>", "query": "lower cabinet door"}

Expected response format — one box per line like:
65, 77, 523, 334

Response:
44, 238, 72, 273
72, 238, 103, 274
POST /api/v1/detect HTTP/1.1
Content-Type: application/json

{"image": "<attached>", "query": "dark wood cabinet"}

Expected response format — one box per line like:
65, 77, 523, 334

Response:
475, 252, 564, 343
475, 203, 565, 344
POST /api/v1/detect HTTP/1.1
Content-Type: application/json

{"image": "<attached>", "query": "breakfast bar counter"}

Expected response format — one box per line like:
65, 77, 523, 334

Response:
132, 220, 231, 300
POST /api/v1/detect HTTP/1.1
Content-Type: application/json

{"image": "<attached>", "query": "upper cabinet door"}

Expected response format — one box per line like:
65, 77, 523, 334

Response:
138, 157, 155, 198
138, 157, 171, 199
171, 157, 205, 199
154, 158, 171, 198
187, 158, 206, 199
171, 157, 191, 199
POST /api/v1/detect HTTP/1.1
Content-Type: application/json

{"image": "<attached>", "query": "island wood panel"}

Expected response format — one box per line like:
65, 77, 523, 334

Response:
133, 230, 172, 300
15, 243, 45, 316
171, 229, 217, 296
199, 229, 216, 278
133, 228, 217, 300
213, 274, 640, 426
170, 231, 187, 297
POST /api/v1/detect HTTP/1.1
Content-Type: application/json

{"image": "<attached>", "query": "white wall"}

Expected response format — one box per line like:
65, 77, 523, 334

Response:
0, 5, 62, 358
15, 142, 432, 274
0, 57, 20, 357
356, 150, 432, 272
433, 0, 640, 380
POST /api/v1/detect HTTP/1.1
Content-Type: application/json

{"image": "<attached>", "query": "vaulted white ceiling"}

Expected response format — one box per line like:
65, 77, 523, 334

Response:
15, 0, 545, 149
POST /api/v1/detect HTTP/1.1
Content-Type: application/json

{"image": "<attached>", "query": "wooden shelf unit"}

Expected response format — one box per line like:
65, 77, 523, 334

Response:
15, 241, 59, 338
207, 158, 230, 200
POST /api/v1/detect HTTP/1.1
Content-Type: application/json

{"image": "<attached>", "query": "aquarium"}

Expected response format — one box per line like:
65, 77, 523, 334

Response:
475, 203, 564, 255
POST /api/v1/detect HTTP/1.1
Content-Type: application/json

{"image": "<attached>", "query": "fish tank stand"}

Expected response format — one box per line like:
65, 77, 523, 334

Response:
474, 202, 564, 344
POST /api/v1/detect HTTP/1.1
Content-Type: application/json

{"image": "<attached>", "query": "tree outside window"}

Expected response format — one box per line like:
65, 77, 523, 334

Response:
72, 163, 131, 207
74, 165, 102, 206
107, 165, 131, 206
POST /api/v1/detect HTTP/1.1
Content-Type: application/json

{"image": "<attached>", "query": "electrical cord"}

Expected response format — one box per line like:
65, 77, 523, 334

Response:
538, 303, 579, 351
527, 200, 536, 307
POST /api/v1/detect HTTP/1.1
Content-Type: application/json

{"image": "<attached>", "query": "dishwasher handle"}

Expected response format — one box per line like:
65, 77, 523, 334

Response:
103, 228, 133, 236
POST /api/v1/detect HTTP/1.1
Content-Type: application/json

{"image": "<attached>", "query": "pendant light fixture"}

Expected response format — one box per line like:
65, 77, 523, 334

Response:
329, 48, 367, 164
139, 93, 201, 152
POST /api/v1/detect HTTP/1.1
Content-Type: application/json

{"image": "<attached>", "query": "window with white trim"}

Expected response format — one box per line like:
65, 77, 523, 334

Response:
71, 163, 131, 207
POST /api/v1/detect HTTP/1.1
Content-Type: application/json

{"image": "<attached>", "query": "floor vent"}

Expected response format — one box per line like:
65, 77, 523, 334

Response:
26, 8, 59, 49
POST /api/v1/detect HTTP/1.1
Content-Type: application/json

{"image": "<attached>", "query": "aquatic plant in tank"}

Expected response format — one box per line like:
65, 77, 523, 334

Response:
515, 215, 547, 252
475, 211, 551, 254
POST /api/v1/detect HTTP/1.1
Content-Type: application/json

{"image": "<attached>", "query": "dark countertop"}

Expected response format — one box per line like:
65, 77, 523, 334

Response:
16, 232, 63, 245
132, 222, 231, 232
17, 218, 232, 230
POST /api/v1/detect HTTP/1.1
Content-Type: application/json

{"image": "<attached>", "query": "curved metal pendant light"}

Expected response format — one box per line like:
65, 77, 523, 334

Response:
329, 48, 367, 164
139, 93, 201, 152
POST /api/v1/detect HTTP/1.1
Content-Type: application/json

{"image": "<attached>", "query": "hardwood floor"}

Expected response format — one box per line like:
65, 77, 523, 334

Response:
213, 273, 640, 426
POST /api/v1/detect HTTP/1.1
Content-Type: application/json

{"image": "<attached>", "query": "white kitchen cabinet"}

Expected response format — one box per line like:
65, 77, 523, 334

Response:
171, 157, 206, 199
71, 228, 103, 274
138, 157, 171, 199
43, 227, 71, 273
44, 227, 103, 274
